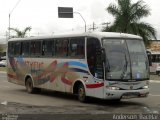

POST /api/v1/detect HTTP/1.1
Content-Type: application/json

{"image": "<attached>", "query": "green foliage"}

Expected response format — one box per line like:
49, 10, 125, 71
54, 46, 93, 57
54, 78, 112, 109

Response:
9, 26, 32, 38
103, 0, 156, 45
0, 45, 3, 52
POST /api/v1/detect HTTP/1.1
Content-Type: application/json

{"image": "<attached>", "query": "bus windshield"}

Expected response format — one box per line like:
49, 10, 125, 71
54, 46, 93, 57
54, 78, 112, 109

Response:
103, 39, 149, 81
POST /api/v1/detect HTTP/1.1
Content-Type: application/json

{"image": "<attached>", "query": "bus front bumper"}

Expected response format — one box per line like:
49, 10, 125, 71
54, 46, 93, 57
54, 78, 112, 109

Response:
105, 88, 149, 100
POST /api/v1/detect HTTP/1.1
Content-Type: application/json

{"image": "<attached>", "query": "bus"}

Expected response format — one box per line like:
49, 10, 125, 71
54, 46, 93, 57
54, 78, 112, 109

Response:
7, 32, 150, 102
147, 51, 160, 75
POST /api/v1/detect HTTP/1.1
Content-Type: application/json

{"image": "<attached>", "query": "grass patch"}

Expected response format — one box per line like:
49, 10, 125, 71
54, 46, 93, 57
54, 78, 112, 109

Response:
0, 67, 6, 72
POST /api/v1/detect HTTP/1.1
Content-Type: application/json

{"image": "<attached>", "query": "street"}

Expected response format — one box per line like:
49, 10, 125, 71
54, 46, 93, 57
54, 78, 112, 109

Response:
0, 72, 160, 119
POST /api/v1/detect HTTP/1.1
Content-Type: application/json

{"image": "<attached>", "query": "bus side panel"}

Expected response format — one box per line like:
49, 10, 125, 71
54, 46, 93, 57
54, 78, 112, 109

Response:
7, 56, 30, 86
39, 59, 91, 94
85, 76, 104, 99
40, 58, 66, 92
63, 59, 90, 93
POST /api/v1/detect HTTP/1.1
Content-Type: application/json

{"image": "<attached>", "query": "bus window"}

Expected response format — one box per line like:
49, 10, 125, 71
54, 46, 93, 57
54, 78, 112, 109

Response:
13, 42, 21, 56
87, 37, 103, 79
42, 40, 54, 56
69, 37, 85, 58
55, 39, 68, 57
8, 42, 14, 56
22, 42, 30, 57
30, 41, 42, 57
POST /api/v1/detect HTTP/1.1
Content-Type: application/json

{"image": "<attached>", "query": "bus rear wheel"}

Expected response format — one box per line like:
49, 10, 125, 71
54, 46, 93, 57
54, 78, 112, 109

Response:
26, 78, 35, 94
78, 84, 87, 102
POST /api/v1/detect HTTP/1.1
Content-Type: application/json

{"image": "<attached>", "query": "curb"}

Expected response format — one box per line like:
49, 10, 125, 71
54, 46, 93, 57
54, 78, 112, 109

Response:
0, 71, 6, 74
150, 80, 160, 83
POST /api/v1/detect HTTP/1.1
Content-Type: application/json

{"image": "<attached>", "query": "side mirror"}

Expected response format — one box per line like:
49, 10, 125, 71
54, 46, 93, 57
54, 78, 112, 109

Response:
96, 48, 106, 62
101, 48, 106, 62
148, 56, 152, 66
146, 51, 152, 66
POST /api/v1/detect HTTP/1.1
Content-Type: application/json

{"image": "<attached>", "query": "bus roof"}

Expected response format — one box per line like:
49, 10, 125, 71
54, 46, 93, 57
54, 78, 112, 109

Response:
8, 32, 142, 42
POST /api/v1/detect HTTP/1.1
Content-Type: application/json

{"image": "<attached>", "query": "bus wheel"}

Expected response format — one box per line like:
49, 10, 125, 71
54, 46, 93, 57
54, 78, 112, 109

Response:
78, 84, 87, 102
26, 78, 35, 94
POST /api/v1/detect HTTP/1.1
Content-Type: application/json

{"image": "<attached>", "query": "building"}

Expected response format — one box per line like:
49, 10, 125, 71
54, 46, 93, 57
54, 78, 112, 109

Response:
148, 40, 160, 52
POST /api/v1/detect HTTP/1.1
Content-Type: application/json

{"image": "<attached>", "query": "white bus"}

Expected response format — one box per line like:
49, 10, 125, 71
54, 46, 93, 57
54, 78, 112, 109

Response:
147, 51, 160, 75
7, 32, 150, 102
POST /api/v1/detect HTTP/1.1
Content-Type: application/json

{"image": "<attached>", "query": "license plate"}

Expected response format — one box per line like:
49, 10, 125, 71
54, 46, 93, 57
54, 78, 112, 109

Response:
122, 92, 139, 99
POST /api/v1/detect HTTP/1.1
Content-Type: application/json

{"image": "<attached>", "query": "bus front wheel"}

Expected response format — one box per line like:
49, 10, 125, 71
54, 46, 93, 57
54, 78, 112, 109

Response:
78, 84, 87, 102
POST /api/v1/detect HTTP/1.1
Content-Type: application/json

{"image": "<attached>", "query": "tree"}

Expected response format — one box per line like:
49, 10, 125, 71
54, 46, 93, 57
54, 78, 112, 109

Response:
103, 0, 156, 46
9, 26, 32, 38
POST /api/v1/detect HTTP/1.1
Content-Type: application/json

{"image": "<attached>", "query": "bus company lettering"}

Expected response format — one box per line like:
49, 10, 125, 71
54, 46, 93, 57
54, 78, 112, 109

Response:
24, 61, 44, 70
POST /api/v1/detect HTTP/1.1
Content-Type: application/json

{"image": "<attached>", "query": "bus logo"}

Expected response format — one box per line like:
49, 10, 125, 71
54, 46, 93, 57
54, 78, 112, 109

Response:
130, 86, 133, 90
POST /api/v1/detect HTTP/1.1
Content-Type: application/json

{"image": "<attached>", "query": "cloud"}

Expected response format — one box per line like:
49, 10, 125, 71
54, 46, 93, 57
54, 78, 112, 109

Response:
90, 1, 106, 22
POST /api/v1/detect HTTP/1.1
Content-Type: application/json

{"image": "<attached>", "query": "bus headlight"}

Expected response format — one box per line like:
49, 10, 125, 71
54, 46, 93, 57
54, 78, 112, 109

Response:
142, 85, 149, 89
106, 86, 120, 90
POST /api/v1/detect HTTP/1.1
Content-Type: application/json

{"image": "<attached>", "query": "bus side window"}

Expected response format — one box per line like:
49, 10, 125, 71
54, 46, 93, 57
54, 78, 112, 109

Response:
87, 37, 103, 79
42, 40, 54, 56
69, 37, 85, 58
55, 39, 69, 57
30, 41, 41, 57
13, 42, 21, 56
8, 42, 14, 56
22, 42, 30, 57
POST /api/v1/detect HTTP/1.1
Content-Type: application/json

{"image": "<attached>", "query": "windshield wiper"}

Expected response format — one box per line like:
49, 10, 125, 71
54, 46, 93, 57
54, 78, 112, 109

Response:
120, 54, 128, 79
105, 55, 110, 72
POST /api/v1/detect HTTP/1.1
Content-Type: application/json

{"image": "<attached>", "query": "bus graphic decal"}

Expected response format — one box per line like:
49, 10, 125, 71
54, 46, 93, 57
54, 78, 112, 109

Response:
8, 57, 88, 86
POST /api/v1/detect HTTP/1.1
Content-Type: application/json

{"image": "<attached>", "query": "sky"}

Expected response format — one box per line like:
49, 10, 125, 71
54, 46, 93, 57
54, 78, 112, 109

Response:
0, 0, 160, 43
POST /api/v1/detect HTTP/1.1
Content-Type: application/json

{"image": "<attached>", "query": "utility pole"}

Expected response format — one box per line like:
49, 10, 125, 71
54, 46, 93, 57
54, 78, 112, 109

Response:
8, 0, 22, 39
89, 22, 98, 31
74, 12, 86, 32
102, 22, 111, 30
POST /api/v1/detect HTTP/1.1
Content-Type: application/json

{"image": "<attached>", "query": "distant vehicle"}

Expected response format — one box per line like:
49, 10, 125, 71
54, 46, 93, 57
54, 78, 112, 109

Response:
0, 60, 7, 67
1, 56, 6, 60
147, 51, 160, 75
7, 32, 150, 102
0, 56, 6, 61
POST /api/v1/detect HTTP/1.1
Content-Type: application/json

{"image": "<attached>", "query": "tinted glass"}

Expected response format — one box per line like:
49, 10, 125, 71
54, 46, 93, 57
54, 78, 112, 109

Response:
22, 42, 30, 56
30, 41, 41, 56
55, 39, 68, 57
69, 37, 85, 58
14, 42, 21, 56
43, 40, 54, 56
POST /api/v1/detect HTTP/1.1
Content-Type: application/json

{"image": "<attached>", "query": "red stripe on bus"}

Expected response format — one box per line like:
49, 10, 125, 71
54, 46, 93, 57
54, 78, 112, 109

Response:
7, 74, 17, 79
61, 77, 72, 85
86, 83, 104, 88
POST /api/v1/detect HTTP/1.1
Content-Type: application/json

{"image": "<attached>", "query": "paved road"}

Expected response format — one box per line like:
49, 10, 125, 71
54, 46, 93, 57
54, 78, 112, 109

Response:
0, 73, 160, 116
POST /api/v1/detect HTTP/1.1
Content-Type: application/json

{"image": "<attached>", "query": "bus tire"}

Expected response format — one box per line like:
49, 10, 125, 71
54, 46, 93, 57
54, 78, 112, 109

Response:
78, 84, 87, 102
25, 77, 35, 94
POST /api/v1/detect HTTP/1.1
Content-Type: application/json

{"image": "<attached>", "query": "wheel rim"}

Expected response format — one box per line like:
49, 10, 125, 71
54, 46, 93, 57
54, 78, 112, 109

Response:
78, 87, 85, 101
26, 80, 32, 92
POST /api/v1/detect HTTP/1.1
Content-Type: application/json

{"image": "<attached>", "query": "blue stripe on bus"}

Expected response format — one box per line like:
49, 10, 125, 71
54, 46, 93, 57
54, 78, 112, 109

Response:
68, 61, 87, 68
69, 68, 89, 74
